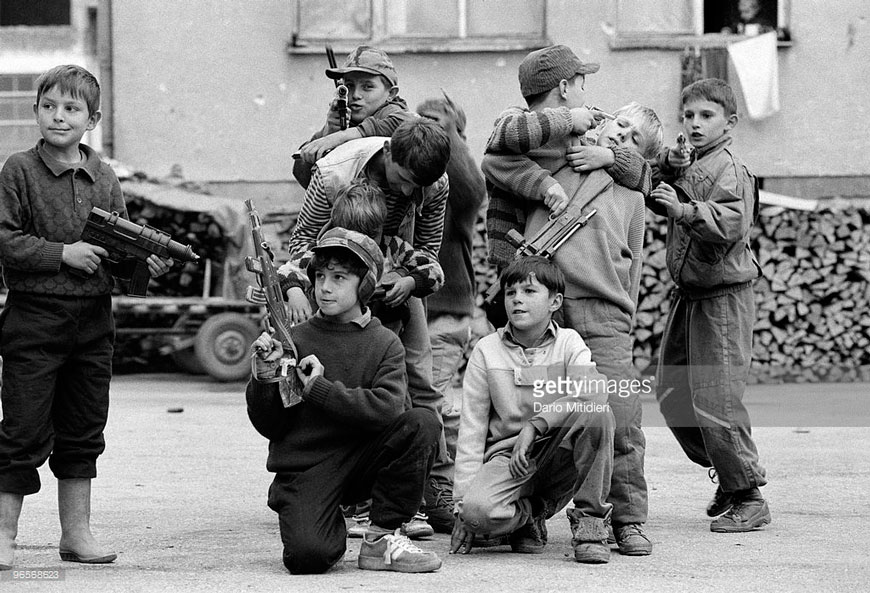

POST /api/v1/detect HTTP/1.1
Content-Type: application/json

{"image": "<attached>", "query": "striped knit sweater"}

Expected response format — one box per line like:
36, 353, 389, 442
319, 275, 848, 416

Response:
482, 106, 651, 268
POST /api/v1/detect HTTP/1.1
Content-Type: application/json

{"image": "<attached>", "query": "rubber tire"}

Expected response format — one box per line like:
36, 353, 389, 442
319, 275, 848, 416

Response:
193, 313, 259, 382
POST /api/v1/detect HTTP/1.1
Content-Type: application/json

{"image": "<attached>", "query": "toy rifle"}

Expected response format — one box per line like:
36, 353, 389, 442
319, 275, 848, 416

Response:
326, 44, 349, 131
80, 207, 200, 297
483, 209, 597, 305
244, 200, 304, 408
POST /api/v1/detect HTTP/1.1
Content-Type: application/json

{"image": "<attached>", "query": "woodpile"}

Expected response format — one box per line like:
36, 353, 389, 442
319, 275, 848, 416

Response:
472, 198, 870, 384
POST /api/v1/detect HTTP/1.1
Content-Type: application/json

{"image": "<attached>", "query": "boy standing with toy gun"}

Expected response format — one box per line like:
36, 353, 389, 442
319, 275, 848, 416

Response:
80, 206, 199, 297
0, 65, 172, 571
292, 46, 415, 189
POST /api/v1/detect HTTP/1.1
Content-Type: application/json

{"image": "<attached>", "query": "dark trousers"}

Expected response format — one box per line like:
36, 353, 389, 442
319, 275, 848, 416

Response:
267, 408, 440, 574
656, 284, 767, 493
0, 292, 114, 495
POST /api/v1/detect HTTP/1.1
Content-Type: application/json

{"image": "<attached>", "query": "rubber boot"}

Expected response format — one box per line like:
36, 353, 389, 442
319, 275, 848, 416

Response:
0, 491, 23, 570
57, 479, 116, 564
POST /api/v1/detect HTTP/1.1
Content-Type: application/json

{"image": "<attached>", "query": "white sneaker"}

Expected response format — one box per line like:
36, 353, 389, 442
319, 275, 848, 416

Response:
346, 511, 371, 538
358, 530, 441, 573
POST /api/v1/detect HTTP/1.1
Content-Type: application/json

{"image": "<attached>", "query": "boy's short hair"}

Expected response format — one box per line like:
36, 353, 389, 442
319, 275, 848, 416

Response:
36, 64, 100, 116
416, 91, 467, 139
308, 227, 384, 305
518, 44, 599, 103
389, 119, 451, 187
614, 101, 664, 160
500, 255, 566, 296
330, 179, 387, 238
681, 78, 737, 117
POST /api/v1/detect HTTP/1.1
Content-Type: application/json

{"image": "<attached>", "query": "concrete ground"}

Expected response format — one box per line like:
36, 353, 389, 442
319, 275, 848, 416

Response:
2, 374, 869, 592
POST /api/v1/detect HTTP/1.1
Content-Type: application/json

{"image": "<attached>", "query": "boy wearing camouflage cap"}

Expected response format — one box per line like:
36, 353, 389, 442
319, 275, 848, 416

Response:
247, 227, 442, 574
293, 45, 415, 188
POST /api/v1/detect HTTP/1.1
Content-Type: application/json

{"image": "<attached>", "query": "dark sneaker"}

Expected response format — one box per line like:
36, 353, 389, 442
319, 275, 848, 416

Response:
566, 508, 610, 564
423, 478, 455, 534
606, 524, 616, 547
358, 530, 442, 573
473, 534, 509, 548
707, 486, 734, 517
400, 512, 435, 540
710, 497, 771, 533
509, 515, 547, 554
613, 523, 652, 556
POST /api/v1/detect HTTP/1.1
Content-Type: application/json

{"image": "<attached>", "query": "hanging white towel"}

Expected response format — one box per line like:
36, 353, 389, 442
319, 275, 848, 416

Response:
727, 31, 780, 120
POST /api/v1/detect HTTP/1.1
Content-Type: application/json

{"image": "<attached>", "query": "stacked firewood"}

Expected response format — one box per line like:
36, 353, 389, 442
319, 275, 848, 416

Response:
471, 198, 870, 383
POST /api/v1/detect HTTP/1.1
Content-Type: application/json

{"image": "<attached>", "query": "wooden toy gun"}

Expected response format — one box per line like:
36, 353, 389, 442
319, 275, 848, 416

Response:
244, 200, 304, 408
483, 209, 597, 304
80, 207, 199, 298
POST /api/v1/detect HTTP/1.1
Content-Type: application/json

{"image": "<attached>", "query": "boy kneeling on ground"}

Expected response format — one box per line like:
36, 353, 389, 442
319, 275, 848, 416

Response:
246, 228, 441, 574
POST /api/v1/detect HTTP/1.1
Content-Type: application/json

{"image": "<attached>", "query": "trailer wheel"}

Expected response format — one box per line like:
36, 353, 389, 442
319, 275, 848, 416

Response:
194, 313, 259, 381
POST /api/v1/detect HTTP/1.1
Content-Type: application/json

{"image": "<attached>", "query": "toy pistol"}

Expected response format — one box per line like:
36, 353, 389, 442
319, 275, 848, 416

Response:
326, 44, 350, 130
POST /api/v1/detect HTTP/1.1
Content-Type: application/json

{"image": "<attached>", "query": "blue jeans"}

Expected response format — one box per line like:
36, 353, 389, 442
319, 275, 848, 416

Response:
656, 283, 767, 493
559, 297, 649, 526
427, 313, 472, 484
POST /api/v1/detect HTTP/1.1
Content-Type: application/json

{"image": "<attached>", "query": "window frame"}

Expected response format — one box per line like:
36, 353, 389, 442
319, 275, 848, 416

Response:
288, 0, 551, 54
608, 0, 793, 51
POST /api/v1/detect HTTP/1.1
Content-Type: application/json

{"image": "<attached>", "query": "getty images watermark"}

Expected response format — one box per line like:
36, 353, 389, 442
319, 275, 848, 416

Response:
531, 375, 654, 414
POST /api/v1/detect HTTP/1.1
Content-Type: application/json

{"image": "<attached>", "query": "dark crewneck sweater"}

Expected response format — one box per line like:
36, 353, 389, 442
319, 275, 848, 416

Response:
246, 314, 409, 473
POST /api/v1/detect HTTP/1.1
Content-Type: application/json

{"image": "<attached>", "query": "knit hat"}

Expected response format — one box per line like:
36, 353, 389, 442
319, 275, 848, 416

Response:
309, 227, 384, 305
518, 44, 600, 98
326, 46, 398, 87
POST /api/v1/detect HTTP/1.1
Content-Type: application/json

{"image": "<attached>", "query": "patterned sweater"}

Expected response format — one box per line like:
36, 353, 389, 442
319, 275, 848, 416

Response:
482, 106, 651, 268
246, 313, 408, 473
0, 141, 126, 296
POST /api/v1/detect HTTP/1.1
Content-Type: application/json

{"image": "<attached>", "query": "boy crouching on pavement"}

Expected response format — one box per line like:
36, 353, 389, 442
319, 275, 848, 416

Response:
246, 228, 441, 574
450, 256, 616, 564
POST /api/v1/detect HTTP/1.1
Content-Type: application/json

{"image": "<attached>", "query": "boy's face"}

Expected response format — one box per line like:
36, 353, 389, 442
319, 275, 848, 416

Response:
681, 99, 736, 150
504, 274, 562, 333
344, 72, 398, 125
596, 113, 643, 153
34, 86, 100, 154
383, 144, 423, 198
313, 259, 362, 323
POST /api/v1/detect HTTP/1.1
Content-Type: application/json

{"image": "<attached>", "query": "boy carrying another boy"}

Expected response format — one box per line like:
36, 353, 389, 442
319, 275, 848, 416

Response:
247, 227, 442, 574
293, 46, 414, 189
450, 256, 615, 564
649, 78, 769, 533
0, 65, 171, 570
481, 45, 662, 556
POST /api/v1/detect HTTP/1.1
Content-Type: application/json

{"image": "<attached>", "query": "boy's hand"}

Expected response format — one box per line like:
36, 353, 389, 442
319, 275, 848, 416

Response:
509, 423, 539, 478
295, 354, 324, 387
299, 128, 361, 164
146, 255, 173, 278
666, 145, 693, 169
543, 183, 570, 217
566, 144, 615, 172
650, 182, 686, 219
449, 516, 474, 555
251, 331, 284, 381
286, 287, 313, 325
379, 273, 414, 307
323, 99, 344, 135
62, 241, 109, 274
568, 107, 603, 135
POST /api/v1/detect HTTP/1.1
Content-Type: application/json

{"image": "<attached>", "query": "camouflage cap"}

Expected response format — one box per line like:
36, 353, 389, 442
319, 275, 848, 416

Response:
326, 46, 398, 87
310, 227, 384, 304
